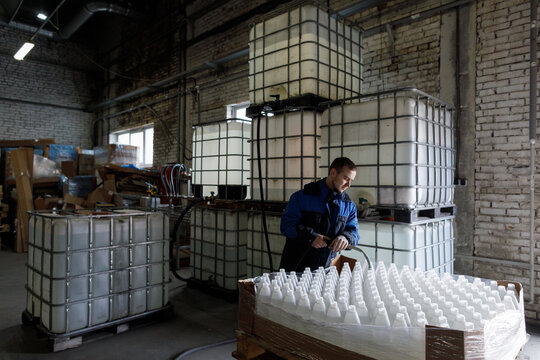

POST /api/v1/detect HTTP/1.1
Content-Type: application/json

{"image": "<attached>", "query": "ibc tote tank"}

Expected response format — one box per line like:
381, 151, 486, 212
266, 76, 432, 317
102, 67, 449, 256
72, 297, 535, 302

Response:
25, 209, 170, 334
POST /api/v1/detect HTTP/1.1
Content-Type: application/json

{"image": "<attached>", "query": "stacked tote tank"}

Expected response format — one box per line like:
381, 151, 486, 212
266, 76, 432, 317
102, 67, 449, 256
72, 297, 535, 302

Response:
249, 3, 362, 104
190, 207, 247, 290
320, 88, 455, 209
245, 2, 363, 277
191, 119, 251, 200
25, 209, 170, 334
320, 88, 456, 273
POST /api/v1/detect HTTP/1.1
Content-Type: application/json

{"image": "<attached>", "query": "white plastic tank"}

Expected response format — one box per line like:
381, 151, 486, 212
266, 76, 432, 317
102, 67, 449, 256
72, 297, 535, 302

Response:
247, 210, 284, 278
249, 4, 362, 104
251, 109, 321, 202
192, 120, 251, 198
321, 90, 455, 208
26, 209, 169, 334
190, 207, 247, 290
356, 216, 454, 274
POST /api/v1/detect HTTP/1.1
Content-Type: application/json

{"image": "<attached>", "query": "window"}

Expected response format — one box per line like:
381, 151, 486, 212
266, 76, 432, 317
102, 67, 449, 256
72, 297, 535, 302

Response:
109, 125, 154, 168
226, 101, 250, 122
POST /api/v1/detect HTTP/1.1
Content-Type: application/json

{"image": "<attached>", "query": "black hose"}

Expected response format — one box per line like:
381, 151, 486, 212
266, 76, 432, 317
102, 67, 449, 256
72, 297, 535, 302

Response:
174, 338, 236, 360
170, 197, 207, 281
256, 113, 273, 272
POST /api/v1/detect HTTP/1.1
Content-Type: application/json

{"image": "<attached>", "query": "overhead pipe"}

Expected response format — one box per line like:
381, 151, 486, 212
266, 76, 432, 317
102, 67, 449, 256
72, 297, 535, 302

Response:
0, 18, 56, 38
87, 47, 249, 111
529, 0, 537, 305
58, 1, 144, 39
363, 0, 475, 37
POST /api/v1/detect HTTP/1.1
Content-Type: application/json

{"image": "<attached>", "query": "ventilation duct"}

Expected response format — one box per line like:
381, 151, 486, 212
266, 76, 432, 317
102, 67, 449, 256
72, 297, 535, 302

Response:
59, 1, 144, 39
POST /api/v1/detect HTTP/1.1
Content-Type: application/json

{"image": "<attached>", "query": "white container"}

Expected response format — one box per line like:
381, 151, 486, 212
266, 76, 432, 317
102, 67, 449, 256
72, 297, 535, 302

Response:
26, 210, 169, 334
190, 207, 247, 290
249, 4, 362, 104
247, 211, 285, 278
251, 109, 321, 201
321, 91, 455, 208
192, 120, 251, 198
356, 217, 454, 274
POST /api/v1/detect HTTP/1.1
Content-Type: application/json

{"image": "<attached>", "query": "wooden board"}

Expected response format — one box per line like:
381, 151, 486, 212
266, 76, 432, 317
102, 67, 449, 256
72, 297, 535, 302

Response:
0, 138, 55, 147
10, 149, 35, 252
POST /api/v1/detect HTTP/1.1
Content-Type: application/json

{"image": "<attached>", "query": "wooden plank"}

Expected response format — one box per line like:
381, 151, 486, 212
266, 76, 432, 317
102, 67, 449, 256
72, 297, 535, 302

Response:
10, 149, 35, 253
234, 332, 266, 360
0, 138, 55, 147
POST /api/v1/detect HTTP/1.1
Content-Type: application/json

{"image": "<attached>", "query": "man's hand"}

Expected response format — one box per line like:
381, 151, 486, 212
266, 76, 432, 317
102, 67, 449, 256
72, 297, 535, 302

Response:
311, 234, 330, 248
329, 235, 349, 252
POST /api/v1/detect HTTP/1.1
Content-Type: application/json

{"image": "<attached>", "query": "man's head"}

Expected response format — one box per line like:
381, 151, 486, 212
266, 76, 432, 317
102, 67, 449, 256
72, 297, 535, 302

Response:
326, 157, 357, 194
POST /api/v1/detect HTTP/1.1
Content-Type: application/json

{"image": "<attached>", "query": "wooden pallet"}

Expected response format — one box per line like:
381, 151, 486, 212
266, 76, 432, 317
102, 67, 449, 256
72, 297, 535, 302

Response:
21, 304, 174, 352
190, 198, 249, 210
245, 200, 287, 213
370, 204, 457, 223
233, 331, 293, 360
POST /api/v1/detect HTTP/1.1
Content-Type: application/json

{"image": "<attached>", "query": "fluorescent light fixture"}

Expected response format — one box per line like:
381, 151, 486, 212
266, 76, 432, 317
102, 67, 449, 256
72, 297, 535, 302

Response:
14, 42, 35, 61
37, 13, 48, 20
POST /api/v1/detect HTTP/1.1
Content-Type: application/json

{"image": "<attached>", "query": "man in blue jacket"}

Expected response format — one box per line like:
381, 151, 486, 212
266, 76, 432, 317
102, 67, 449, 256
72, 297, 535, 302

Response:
279, 157, 359, 271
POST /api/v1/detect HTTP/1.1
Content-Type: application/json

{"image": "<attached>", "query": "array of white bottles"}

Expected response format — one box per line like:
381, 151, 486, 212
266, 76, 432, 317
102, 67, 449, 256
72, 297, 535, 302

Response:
255, 261, 520, 331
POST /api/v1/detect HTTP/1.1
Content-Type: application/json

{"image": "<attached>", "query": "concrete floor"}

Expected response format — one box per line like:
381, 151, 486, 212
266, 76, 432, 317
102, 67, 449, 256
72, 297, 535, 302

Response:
0, 250, 539, 360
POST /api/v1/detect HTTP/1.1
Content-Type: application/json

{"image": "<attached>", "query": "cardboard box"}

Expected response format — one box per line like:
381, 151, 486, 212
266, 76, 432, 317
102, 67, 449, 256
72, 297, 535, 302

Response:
63, 176, 96, 197
63, 194, 86, 207
34, 197, 62, 210
77, 154, 94, 175
94, 144, 137, 167
86, 188, 114, 208
47, 144, 76, 163
61, 161, 76, 178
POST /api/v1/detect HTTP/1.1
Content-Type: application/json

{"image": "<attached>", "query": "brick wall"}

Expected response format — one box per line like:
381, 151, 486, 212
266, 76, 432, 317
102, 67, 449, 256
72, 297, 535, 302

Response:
0, 26, 96, 147
350, 0, 540, 321
473, 0, 540, 321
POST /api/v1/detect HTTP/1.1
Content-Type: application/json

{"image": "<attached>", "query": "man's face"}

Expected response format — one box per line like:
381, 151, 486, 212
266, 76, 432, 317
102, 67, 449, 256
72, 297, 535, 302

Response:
329, 167, 356, 194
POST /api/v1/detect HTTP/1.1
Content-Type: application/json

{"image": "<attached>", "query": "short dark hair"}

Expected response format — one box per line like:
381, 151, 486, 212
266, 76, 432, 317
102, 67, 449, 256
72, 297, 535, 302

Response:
329, 157, 357, 174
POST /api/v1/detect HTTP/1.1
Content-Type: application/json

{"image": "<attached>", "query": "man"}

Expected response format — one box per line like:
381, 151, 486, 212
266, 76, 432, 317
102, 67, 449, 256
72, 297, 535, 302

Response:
279, 157, 359, 271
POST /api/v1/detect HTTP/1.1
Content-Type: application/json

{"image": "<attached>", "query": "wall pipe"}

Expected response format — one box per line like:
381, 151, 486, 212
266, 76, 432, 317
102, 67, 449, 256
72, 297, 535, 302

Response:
87, 47, 249, 112
530, 0, 537, 305
363, 0, 475, 37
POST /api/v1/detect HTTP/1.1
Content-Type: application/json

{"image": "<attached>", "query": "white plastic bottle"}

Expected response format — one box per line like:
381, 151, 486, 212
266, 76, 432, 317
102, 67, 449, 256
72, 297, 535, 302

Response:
270, 284, 284, 307
344, 305, 361, 324
295, 293, 312, 320
372, 306, 391, 327
326, 301, 342, 323
310, 297, 327, 323
282, 289, 297, 314
356, 301, 370, 324
392, 312, 408, 328
503, 295, 516, 311
506, 290, 519, 309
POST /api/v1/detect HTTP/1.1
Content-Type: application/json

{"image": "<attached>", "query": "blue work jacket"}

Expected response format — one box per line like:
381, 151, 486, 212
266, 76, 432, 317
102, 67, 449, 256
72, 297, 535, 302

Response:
279, 178, 359, 271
